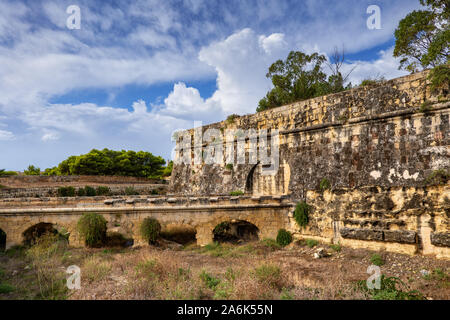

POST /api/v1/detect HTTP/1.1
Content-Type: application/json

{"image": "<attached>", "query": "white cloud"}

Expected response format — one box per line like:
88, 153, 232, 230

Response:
344, 47, 409, 85
0, 129, 14, 141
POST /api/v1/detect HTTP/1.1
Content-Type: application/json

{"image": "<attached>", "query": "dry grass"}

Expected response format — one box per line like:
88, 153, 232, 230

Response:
0, 239, 449, 300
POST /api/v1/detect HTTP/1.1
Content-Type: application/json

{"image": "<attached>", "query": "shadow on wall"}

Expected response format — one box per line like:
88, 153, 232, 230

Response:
0, 228, 5, 251
213, 220, 259, 243
160, 226, 197, 245
22, 222, 69, 246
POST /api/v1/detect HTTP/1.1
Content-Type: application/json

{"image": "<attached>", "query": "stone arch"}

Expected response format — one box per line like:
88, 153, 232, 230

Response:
160, 224, 197, 245
245, 162, 260, 194
212, 219, 260, 243
22, 222, 69, 246
0, 228, 6, 252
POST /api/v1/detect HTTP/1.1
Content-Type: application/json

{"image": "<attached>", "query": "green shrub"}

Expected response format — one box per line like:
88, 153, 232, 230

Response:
229, 190, 244, 196
77, 188, 86, 197
425, 169, 449, 185
96, 186, 111, 196
77, 212, 107, 247
319, 178, 331, 191
357, 275, 423, 300
429, 64, 450, 92
276, 229, 292, 247
57, 186, 76, 197
225, 164, 233, 171
261, 238, 281, 251
293, 201, 310, 228
370, 253, 384, 266
329, 244, 341, 252
140, 217, 161, 244
418, 101, 433, 113
24, 165, 40, 176
199, 270, 220, 290
0, 169, 18, 177
226, 114, 239, 124
0, 283, 15, 294
125, 186, 139, 195
306, 239, 319, 248
84, 186, 96, 196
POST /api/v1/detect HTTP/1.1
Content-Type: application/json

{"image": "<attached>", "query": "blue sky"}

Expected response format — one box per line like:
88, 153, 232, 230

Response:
0, 0, 424, 170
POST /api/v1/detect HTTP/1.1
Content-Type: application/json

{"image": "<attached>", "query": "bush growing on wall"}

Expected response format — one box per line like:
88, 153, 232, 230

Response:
294, 201, 310, 228
276, 229, 292, 247
57, 186, 76, 197
140, 217, 161, 244
77, 212, 107, 247
96, 186, 111, 196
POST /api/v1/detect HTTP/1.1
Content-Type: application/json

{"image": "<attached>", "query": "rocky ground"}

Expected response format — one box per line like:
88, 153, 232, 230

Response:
0, 239, 448, 300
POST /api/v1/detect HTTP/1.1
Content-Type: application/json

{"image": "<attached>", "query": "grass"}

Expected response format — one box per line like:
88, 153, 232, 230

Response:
305, 239, 319, 248
370, 253, 384, 266
253, 264, 282, 289
200, 270, 221, 290
0, 283, 15, 294
229, 190, 244, 196
261, 238, 281, 251
329, 244, 341, 252
357, 275, 423, 300
0, 235, 447, 300
83, 256, 112, 283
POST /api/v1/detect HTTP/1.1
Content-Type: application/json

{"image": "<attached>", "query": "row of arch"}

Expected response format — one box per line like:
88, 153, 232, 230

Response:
0, 220, 261, 251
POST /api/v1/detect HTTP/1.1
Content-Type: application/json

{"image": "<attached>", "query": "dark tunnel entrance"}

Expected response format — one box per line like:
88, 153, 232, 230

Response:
213, 220, 259, 243
0, 229, 6, 252
22, 223, 60, 246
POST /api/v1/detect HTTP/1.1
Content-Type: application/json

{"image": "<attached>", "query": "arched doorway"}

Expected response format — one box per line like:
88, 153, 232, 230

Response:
22, 223, 59, 246
0, 228, 6, 252
245, 162, 260, 194
213, 220, 259, 243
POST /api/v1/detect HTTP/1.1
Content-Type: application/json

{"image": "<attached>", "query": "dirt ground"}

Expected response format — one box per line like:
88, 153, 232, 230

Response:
0, 240, 449, 300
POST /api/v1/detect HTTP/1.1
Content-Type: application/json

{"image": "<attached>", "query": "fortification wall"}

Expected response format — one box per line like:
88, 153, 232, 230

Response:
170, 70, 450, 258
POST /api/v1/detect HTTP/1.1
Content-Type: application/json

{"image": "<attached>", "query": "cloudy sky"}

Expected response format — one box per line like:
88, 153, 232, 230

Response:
0, 0, 423, 170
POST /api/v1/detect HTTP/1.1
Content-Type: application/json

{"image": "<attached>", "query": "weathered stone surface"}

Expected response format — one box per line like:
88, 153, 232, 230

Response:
384, 230, 417, 244
340, 228, 384, 241
431, 232, 450, 247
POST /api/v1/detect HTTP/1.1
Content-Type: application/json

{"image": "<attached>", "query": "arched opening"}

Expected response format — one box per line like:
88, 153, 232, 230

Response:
245, 162, 260, 194
213, 220, 259, 243
0, 228, 6, 252
106, 232, 134, 248
22, 223, 62, 246
161, 226, 197, 245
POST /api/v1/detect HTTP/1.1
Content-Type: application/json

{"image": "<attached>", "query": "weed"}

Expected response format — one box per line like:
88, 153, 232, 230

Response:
253, 265, 281, 288
370, 253, 384, 266
305, 239, 319, 248
261, 238, 281, 251
329, 244, 341, 252
229, 190, 244, 196
276, 229, 292, 247
293, 201, 310, 228
200, 270, 220, 290
319, 178, 331, 191
357, 275, 423, 300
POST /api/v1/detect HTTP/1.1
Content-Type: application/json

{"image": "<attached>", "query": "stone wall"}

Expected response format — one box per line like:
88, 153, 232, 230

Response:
0, 195, 291, 249
169, 70, 450, 258
170, 71, 449, 197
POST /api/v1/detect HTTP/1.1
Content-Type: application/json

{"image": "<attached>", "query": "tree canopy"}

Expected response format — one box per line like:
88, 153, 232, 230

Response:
394, 0, 449, 72
43, 148, 167, 179
257, 50, 352, 112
